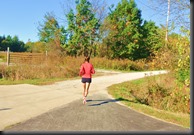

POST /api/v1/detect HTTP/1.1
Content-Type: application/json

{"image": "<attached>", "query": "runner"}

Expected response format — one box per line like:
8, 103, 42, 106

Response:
79, 56, 95, 104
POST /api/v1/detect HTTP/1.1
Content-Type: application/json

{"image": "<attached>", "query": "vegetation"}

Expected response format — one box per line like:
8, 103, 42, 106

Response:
0, 0, 190, 129
38, 13, 67, 50
107, 73, 190, 128
64, 0, 100, 56
99, 0, 162, 60
0, 54, 145, 82
0, 35, 26, 52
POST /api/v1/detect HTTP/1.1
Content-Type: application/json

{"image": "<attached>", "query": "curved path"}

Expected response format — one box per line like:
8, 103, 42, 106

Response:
0, 70, 190, 132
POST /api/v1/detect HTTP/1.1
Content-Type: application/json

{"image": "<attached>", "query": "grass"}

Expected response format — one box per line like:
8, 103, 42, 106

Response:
107, 77, 190, 129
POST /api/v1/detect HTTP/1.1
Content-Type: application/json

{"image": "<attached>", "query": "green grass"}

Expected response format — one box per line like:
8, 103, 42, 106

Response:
107, 78, 190, 129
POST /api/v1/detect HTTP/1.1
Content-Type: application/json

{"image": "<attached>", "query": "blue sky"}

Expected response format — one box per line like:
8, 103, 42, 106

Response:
0, 0, 168, 43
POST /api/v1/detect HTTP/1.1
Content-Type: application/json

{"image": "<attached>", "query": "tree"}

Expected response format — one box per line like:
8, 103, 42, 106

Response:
65, 0, 100, 56
38, 13, 67, 49
141, 20, 163, 57
24, 41, 46, 53
147, 0, 190, 35
0, 35, 26, 52
102, 0, 144, 60
147, 0, 190, 88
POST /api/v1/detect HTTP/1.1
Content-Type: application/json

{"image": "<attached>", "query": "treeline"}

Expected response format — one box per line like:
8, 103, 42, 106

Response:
0, 0, 169, 60
0, 0, 188, 60
0, 35, 26, 52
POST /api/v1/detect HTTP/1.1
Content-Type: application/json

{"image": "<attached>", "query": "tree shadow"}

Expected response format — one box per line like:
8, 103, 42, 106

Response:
87, 97, 131, 106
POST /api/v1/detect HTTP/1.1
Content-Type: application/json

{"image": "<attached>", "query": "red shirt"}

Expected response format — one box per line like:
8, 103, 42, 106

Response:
79, 62, 95, 78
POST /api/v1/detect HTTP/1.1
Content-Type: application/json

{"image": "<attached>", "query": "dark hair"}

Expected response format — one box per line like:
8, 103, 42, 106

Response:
85, 56, 90, 62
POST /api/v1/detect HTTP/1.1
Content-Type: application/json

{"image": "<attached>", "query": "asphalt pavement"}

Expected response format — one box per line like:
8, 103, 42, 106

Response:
4, 93, 190, 133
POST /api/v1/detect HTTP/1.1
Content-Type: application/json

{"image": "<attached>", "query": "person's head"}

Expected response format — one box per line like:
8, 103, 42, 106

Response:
84, 56, 90, 62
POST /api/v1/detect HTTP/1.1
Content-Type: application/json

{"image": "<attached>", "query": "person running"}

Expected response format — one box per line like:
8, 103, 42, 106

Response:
79, 56, 95, 104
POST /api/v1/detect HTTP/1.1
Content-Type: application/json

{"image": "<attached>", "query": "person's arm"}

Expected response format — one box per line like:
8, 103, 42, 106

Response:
91, 64, 95, 74
79, 64, 85, 76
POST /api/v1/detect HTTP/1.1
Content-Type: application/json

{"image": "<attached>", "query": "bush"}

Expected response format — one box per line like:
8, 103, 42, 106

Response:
114, 73, 190, 114
92, 57, 144, 71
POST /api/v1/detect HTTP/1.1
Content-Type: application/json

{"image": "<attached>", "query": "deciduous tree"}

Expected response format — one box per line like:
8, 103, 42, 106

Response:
65, 0, 100, 56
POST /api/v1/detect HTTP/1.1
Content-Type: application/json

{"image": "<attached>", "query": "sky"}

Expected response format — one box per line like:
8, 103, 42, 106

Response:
0, 0, 170, 43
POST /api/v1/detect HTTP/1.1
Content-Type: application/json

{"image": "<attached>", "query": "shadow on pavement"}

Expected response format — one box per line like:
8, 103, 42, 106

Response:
87, 97, 130, 106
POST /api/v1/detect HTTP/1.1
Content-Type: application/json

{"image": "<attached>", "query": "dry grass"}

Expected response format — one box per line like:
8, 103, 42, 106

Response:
0, 54, 148, 81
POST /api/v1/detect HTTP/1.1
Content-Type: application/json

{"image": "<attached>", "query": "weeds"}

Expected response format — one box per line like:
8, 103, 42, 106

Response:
107, 72, 190, 127
108, 72, 190, 114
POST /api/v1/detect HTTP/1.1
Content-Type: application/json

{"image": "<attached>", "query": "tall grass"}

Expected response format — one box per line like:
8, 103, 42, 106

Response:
0, 54, 148, 81
0, 54, 82, 80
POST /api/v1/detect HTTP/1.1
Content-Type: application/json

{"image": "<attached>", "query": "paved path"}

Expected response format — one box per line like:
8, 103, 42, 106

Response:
0, 70, 190, 133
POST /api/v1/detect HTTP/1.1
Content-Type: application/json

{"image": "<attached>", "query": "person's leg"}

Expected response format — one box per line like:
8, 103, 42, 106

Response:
84, 83, 90, 97
82, 82, 87, 104
82, 83, 86, 97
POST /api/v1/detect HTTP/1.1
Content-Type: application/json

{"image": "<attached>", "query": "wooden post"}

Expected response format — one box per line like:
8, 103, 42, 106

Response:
6, 47, 10, 66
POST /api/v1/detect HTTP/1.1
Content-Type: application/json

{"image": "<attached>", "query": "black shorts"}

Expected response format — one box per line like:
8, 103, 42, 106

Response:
81, 78, 92, 83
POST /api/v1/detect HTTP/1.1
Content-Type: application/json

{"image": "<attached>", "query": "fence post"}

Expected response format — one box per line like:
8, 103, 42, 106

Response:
6, 47, 10, 66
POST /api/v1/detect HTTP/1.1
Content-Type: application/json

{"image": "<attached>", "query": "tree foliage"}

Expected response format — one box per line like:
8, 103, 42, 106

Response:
175, 34, 190, 86
24, 41, 46, 53
100, 0, 162, 60
0, 35, 26, 52
38, 13, 67, 49
64, 0, 100, 56
142, 20, 164, 57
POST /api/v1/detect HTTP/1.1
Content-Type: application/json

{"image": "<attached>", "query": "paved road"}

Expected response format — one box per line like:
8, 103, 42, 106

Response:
0, 70, 190, 133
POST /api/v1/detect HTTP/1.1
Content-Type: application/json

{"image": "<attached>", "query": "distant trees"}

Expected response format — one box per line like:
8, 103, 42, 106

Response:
0, 35, 26, 52
24, 41, 46, 53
